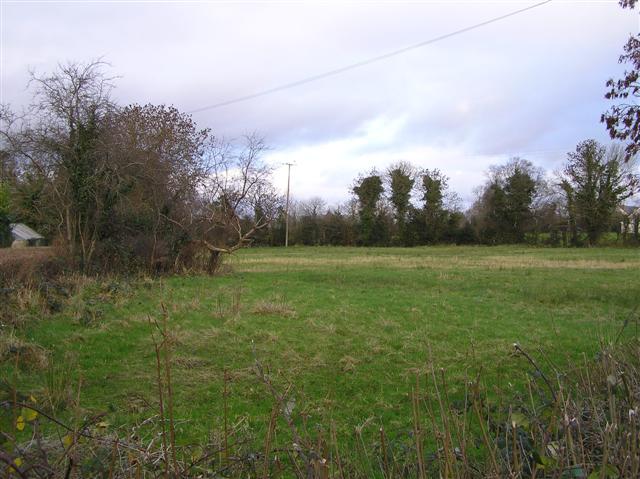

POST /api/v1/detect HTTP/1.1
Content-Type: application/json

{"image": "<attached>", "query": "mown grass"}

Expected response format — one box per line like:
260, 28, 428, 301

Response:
6, 245, 640, 447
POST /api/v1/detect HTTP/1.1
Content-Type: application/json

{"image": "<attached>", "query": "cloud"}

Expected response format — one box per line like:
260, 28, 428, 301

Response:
266, 115, 507, 207
2, 0, 637, 205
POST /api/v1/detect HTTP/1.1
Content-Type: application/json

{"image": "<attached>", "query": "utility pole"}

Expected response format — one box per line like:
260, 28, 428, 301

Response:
284, 163, 293, 247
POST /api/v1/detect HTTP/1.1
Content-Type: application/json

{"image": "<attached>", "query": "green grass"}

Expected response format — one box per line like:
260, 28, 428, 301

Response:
8, 245, 640, 445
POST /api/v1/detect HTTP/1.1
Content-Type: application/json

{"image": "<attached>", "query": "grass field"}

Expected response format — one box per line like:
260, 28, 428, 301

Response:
6, 245, 640, 447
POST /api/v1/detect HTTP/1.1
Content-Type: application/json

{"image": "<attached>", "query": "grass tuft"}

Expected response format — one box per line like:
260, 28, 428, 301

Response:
252, 298, 296, 317
0, 332, 49, 370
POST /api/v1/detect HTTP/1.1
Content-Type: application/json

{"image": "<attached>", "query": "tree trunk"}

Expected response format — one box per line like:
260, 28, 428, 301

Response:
207, 250, 222, 275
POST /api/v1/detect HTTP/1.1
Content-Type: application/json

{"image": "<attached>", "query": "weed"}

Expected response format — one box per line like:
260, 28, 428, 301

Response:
252, 295, 296, 317
42, 353, 77, 414
0, 332, 49, 371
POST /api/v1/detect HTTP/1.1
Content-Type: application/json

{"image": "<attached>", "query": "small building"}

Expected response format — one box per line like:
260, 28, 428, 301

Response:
618, 205, 640, 236
10, 223, 46, 247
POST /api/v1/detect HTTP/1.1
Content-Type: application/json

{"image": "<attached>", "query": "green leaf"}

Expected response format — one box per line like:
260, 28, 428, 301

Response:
588, 465, 619, 479
510, 411, 530, 428
21, 407, 38, 422
62, 434, 73, 448
565, 465, 586, 478
15, 415, 25, 431
537, 455, 558, 470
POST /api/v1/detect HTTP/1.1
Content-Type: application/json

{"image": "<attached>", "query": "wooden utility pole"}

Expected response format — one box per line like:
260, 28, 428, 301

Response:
284, 163, 293, 247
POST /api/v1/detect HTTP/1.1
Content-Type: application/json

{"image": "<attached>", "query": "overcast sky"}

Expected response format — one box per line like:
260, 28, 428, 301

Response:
1, 0, 638, 206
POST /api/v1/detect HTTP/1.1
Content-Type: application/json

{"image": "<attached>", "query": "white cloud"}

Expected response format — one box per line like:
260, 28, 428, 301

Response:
2, 0, 637, 205
266, 119, 507, 207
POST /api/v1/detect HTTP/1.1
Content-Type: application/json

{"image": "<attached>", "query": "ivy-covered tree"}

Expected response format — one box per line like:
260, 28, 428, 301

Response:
420, 169, 449, 243
386, 162, 415, 245
0, 151, 14, 247
353, 172, 385, 246
481, 182, 508, 244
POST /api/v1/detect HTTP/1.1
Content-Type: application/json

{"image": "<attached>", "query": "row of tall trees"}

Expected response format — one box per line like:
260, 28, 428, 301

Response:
256, 142, 638, 248
1, 51, 639, 267
266, 0, 640, 249
350, 163, 463, 246
254, 164, 466, 247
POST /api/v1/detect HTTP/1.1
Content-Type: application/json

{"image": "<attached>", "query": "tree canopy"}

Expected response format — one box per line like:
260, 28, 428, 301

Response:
559, 140, 638, 245
0, 61, 280, 273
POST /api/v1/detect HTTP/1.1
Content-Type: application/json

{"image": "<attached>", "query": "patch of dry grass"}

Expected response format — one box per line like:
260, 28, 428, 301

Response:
251, 299, 296, 317
0, 332, 49, 370
173, 356, 211, 368
0, 246, 62, 287
0, 246, 53, 264
339, 355, 360, 372
234, 253, 640, 271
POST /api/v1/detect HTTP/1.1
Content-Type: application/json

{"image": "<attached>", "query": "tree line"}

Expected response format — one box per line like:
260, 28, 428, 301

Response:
0, 62, 281, 273
0, 61, 639, 278
262, 0, 640, 250
255, 145, 639, 248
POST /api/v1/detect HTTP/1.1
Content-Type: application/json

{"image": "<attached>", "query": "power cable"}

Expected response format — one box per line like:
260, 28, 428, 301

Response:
187, 0, 552, 113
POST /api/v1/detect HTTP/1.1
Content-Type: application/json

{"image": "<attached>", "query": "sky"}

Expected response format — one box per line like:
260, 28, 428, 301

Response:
1, 0, 638, 207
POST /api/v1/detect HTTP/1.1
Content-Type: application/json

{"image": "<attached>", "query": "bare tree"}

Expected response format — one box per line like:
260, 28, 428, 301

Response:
298, 197, 326, 217
169, 134, 282, 272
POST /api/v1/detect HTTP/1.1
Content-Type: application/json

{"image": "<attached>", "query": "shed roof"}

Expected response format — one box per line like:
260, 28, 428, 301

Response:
10, 223, 44, 241
619, 205, 640, 216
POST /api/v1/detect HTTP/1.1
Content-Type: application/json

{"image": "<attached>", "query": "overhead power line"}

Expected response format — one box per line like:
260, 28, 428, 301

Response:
187, 0, 552, 114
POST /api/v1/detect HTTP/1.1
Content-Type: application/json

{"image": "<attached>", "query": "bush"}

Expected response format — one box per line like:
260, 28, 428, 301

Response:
0, 248, 66, 289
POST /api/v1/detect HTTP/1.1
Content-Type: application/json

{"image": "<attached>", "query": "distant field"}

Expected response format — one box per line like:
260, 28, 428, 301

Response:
8, 245, 640, 444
